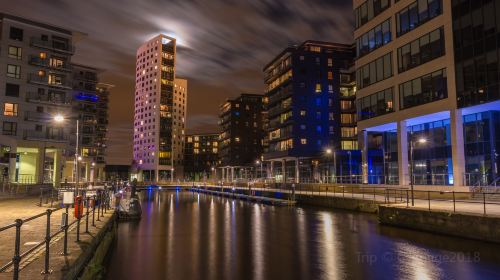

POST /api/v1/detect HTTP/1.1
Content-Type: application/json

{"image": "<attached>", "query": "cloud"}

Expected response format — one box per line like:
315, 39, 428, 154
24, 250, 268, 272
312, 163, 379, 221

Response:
1, 0, 354, 164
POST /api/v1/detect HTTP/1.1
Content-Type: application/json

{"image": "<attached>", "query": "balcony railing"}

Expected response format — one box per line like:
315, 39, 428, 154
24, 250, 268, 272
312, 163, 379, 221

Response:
23, 130, 68, 142
25, 111, 54, 121
28, 74, 72, 90
30, 37, 75, 54
28, 56, 71, 72
26, 92, 71, 106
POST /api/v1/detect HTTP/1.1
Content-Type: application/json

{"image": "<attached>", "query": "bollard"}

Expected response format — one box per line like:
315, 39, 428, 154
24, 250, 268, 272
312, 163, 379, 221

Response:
42, 209, 52, 274
62, 205, 69, 255
13, 219, 23, 280
85, 197, 90, 233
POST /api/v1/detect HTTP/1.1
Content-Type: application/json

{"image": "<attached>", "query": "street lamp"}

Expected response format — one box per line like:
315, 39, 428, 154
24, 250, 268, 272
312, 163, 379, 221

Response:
325, 148, 336, 183
54, 114, 81, 194
410, 134, 427, 206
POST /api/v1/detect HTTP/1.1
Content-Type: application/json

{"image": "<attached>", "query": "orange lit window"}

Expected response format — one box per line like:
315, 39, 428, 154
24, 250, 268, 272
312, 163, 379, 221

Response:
315, 84, 321, 93
38, 70, 45, 77
3, 103, 18, 116
39, 52, 47, 59
328, 72, 333, 80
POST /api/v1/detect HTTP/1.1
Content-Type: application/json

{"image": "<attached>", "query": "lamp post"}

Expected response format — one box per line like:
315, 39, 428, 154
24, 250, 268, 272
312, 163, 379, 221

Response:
54, 114, 80, 194
255, 160, 263, 179
409, 133, 427, 206
325, 149, 332, 183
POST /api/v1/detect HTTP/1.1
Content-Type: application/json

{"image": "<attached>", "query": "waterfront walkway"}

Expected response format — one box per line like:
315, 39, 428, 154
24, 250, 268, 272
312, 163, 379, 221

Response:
218, 185, 500, 217
0, 196, 114, 279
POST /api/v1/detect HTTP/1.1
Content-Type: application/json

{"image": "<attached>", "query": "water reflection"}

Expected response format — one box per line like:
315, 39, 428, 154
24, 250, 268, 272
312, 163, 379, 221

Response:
106, 191, 500, 280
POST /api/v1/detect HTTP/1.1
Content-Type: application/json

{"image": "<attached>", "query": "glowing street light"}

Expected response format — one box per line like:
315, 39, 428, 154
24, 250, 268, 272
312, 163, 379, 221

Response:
53, 114, 65, 123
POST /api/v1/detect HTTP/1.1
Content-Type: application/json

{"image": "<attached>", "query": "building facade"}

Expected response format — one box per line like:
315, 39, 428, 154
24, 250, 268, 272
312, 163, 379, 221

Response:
133, 34, 187, 182
219, 93, 264, 180
0, 13, 75, 186
354, 0, 500, 188
263, 41, 356, 183
61, 64, 109, 184
184, 133, 219, 180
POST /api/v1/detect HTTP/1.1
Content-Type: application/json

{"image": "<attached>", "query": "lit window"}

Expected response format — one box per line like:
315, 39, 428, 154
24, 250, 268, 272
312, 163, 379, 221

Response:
315, 84, 321, 93
300, 110, 306, 116
39, 52, 47, 59
3, 103, 18, 116
328, 72, 333, 80
7, 64, 20, 79
8, 46, 22, 60
38, 70, 45, 77
187, 137, 192, 143
328, 58, 333, 67
235, 137, 240, 142
212, 148, 218, 153
300, 138, 307, 145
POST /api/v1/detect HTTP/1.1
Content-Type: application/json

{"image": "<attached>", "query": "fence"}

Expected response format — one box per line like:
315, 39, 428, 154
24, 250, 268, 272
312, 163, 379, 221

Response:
0, 189, 112, 280
210, 183, 500, 216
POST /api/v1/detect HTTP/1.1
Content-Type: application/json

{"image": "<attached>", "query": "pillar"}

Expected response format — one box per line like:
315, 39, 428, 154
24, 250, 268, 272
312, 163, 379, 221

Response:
360, 130, 368, 184
221, 168, 225, 183
8, 147, 17, 183
85, 162, 91, 183
231, 167, 234, 182
270, 161, 274, 179
155, 169, 159, 183
53, 149, 62, 187
450, 108, 465, 187
397, 120, 409, 186
295, 158, 300, 183
36, 147, 45, 184
281, 159, 286, 185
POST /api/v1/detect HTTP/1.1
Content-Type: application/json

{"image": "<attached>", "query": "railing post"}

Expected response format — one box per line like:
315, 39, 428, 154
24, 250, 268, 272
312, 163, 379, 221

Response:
100, 192, 104, 217
42, 209, 52, 274
483, 193, 486, 215
62, 205, 69, 255
452, 191, 456, 213
92, 196, 96, 226
39, 189, 43, 207
97, 194, 101, 222
85, 197, 90, 233
406, 190, 409, 207
13, 219, 23, 280
427, 191, 431, 211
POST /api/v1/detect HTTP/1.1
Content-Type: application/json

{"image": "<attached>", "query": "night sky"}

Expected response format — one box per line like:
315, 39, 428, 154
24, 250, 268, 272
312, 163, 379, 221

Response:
2, 0, 353, 164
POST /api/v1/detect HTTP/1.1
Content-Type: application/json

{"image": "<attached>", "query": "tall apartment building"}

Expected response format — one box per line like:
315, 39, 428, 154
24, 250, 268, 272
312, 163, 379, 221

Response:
263, 41, 356, 183
354, 0, 500, 188
62, 64, 109, 183
133, 34, 187, 182
219, 93, 264, 179
184, 133, 219, 180
0, 13, 75, 186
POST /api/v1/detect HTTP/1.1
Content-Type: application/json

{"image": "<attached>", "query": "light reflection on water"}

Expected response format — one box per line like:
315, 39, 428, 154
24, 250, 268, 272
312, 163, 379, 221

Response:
106, 191, 500, 280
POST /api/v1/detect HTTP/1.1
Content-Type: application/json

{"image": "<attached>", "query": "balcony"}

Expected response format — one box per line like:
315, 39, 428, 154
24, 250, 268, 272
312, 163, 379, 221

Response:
26, 92, 71, 106
28, 56, 72, 72
23, 130, 68, 142
28, 74, 72, 90
24, 111, 55, 122
30, 37, 75, 54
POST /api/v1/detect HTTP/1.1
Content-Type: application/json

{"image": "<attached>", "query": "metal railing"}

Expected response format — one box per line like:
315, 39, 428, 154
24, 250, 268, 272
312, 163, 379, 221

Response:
0, 189, 112, 280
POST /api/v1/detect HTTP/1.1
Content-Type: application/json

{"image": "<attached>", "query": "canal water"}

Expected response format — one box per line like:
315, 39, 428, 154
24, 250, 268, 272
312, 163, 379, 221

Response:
106, 190, 500, 280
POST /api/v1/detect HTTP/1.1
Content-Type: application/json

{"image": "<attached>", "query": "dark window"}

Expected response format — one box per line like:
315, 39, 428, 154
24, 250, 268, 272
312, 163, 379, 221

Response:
396, 0, 442, 37
2, 122, 17, 135
9, 27, 23, 41
357, 88, 394, 120
5, 83, 20, 97
399, 69, 447, 109
355, 0, 391, 29
397, 27, 445, 73
356, 19, 391, 58
356, 53, 393, 89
